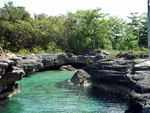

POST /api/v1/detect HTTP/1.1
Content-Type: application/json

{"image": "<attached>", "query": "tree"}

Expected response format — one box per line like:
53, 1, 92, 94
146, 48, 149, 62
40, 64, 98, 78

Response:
0, 1, 30, 22
61, 8, 110, 54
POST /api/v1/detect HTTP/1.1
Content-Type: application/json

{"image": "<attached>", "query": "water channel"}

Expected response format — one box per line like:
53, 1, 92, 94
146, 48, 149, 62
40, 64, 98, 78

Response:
0, 70, 128, 113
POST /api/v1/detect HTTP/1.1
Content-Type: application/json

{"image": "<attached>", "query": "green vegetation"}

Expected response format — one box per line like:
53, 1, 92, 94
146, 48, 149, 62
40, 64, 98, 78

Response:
0, 2, 148, 54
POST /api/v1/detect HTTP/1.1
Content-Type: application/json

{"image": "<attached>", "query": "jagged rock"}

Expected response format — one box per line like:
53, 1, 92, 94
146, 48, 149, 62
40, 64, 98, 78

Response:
37, 54, 53, 67
0, 82, 21, 100
85, 58, 150, 112
85, 58, 135, 96
17, 58, 44, 75
16, 53, 95, 75
85, 58, 135, 84
68, 55, 95, 65
0, 66, 25, 84
0, 59, 14, 68
126, 60, 150, 112
54, 53, 68, 66
116, 52, 140, 59
126, 91, 150, 113
127, 60, 150, 93
59, 65, 76, 71
0, 56, 25, 100
65, 52, 74, 58
93, 50, 109, 62
71, 69, 89, 86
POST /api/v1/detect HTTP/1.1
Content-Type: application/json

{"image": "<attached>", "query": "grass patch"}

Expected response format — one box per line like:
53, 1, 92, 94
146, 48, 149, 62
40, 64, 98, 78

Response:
108, 53, 118, 58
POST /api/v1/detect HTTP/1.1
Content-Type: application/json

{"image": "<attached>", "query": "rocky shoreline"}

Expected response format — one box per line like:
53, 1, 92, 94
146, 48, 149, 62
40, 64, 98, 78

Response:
0, 52, 150, 112
0, 54, 24, 100
0, 53, 95, 100
85, 56, 150, 113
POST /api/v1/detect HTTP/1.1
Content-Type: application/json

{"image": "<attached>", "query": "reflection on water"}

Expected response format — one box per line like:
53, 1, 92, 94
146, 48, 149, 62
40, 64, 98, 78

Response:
0, 71, 128, 113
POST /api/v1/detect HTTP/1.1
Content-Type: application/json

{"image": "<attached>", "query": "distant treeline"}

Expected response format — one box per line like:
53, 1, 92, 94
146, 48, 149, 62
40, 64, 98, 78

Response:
0, 2, 148, 54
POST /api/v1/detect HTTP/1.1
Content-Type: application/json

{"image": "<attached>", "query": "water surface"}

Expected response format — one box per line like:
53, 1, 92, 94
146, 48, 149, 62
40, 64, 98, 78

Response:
0, 71, 128, 113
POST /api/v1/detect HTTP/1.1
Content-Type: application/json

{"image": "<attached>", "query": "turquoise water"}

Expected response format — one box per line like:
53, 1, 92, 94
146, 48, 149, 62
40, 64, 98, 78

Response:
0, 71, 128, 113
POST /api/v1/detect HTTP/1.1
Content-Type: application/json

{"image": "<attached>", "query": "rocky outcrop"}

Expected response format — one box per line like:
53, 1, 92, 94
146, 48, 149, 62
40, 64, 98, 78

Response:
85, 58, 135, 96
126, 60, 150, 113
85, 58, 150, 112
17, 54, 44, 75
71, 69, 89, 86
59, 65, 76, 71
116, 52, 148, 59
17, 53, 95, 75
0, 54, 25, 100
0, 52, 94, 100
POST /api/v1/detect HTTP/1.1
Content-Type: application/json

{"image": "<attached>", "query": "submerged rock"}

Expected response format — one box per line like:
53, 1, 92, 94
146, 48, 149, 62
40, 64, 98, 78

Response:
71, 69, 89, 86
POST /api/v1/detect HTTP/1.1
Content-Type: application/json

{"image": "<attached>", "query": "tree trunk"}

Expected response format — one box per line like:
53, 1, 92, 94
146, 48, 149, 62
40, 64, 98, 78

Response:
148, 0, 150, 59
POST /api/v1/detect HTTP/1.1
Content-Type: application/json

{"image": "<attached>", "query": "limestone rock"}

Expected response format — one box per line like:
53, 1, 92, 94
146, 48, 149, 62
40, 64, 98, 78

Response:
85, 58, 150, 112
17, 58, 44, 75
116, 52, 143, 59
69, 55, 95, 64
16, 53, 95, 75
126, 60, 150, 112
0, 56, 25, 100
37, 54, 53, 67
59, 65, 76, 71
53, 53, 68, 66
71, 69, 89, 86
85, 58, 135, 84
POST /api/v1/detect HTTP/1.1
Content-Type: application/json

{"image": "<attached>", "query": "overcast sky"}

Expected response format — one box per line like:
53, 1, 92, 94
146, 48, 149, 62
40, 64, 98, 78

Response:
0, 0, 147, 20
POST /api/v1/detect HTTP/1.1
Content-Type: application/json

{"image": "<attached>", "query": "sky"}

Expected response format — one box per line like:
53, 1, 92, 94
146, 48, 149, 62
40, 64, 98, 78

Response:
0, 0, 147, 20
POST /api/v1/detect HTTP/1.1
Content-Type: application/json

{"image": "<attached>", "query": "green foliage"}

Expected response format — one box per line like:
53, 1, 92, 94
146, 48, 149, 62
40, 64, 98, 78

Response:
127, 12, 148, 48
108, 53, 118, 58
0, 1, 148, 54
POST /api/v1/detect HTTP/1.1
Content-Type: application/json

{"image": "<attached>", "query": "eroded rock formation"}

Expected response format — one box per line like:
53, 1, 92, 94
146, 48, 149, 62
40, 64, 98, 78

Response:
0, 52, 94, 100
85, 58, 150, 112
0, 54, 25, 100
85, 58, 135, 96
16, 53, 95, 75
126, 60, 150, 113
